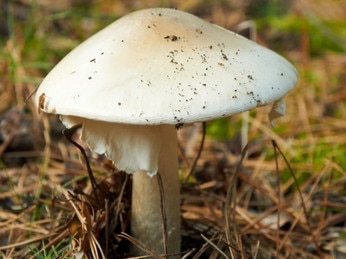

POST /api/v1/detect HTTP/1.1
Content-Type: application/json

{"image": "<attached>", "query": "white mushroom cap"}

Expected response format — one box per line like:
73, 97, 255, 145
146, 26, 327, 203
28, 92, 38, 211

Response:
35, 8, 297, 125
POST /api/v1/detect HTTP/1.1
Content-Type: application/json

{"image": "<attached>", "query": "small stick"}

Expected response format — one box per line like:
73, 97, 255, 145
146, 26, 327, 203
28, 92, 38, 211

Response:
184, 122, 206, 183
224, 144, 248, 258
63, 124, 100, 204
272, 140, 323, 257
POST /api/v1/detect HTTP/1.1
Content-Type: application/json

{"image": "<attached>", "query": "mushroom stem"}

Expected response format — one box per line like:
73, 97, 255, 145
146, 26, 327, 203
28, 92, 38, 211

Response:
131, 125, 181, 257
61, 118, 181, 256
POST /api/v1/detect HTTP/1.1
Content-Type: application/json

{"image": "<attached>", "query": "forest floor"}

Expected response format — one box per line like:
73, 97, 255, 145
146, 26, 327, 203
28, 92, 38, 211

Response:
0, 0, 345, 258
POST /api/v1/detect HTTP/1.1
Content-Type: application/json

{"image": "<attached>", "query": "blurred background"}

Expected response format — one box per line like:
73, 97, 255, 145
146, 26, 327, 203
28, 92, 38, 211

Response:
0, 0, 345, 258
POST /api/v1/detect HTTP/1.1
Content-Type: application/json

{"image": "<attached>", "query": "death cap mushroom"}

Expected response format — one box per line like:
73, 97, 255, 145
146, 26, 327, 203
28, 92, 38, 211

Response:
35, 8, 298, 257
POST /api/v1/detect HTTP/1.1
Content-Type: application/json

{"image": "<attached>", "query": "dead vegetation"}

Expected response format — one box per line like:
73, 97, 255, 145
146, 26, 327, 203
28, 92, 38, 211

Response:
1, 0, 345, 258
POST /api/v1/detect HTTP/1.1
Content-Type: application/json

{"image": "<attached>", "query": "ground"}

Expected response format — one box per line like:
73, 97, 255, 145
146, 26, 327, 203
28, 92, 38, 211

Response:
0, 0, 345, 258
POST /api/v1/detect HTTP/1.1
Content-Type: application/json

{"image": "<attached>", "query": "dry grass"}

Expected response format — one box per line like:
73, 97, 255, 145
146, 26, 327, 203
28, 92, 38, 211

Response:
1, 0, 345, 258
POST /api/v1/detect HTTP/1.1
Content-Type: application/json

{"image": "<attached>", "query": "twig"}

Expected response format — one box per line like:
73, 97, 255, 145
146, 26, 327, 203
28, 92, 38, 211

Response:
63, 123, 100, 204
28, 228, 70, 259
272, 140, 281, 256
0, 231, 59, 251
0, 131, 15, 156
224, 144, 248, 259
252, 240, 260, 259
117, 232, 163, 259
184, 122, 206, 183
112, 173, 128, 231
317, 161, 333, 239
272, 140, 323, 257
201, 234, 229, 259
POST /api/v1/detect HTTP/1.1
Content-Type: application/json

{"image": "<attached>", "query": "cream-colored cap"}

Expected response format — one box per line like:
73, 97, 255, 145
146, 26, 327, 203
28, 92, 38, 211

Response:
36, 8, 297, 124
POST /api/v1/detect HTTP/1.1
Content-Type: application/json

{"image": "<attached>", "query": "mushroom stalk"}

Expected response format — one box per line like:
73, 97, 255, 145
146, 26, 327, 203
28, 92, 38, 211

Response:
131, 125, 180, 256
61, 117, 181, 256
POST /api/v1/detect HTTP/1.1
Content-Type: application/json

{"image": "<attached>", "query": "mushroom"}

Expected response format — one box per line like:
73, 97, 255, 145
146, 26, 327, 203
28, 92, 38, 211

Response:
35, 8, 298, 257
